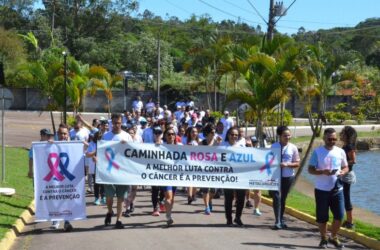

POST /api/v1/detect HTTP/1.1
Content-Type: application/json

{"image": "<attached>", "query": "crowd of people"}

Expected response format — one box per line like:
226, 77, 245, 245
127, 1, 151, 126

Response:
28, 96, 358, 249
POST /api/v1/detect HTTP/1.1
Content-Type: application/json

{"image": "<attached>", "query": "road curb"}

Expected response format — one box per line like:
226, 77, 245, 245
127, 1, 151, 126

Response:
260, 195, 380, 250
0, 200, 35, 250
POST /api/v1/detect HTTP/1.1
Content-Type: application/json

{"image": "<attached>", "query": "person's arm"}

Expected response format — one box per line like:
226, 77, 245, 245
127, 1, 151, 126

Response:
28, 158, 33, 178
76, 114, 94, 130
308, 165, 331, 176
281, 161, 300, 168
347, 150, 356, 165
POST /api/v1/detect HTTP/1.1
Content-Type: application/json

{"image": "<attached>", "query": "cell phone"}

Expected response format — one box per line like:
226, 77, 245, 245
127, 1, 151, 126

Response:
330, 169, 338, 175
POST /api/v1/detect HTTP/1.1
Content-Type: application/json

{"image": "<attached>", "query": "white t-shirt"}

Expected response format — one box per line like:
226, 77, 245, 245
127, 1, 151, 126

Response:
70, 127, 90, 141
132, 100, 143, 112
102, 130, 132, 142
220, 116, 234, 136
309, 146, 348, 191
271, 142, 300, 177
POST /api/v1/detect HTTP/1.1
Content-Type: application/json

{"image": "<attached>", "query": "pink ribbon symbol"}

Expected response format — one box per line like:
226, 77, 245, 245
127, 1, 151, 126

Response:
44, 153, 65, 181
105, 147, 121, 172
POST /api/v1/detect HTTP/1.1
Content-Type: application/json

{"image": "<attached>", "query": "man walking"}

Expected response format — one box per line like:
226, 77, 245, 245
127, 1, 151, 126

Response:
308, 128, 348, 249
102, 113, 132, 229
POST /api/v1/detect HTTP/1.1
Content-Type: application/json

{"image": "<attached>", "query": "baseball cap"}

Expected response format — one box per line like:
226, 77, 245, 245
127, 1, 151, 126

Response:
251, 136, 258, 142
224, 110, 229, 115
153, 126, 163, 134
40, 128, 54, 136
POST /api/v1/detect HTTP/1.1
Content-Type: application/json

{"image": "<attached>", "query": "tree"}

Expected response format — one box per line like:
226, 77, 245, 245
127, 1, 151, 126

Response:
87, 65, 123, 116
0, 27, 27, 80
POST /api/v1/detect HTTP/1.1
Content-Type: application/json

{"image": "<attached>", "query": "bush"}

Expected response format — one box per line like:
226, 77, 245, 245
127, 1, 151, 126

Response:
325, 111, 351, 124
265, 109, 293, 126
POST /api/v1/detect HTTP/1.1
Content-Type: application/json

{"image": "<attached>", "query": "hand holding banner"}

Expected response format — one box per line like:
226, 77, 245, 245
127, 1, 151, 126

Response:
96, 141, 281, 190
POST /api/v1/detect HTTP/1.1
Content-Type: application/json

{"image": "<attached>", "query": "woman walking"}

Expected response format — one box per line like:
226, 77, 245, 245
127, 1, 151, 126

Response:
222, 127, 246, 226
340, 126, 357, 229
269, 126, 300, 229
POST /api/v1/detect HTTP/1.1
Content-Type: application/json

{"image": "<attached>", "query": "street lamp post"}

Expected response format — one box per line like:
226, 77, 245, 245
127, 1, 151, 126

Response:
62, 51, 67, 124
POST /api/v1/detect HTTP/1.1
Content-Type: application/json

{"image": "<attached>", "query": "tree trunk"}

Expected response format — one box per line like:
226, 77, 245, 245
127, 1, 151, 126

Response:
50, 111, 56, 135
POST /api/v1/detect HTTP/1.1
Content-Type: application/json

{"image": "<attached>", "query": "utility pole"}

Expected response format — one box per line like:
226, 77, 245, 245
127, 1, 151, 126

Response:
157, 33, 161, 104
62, 51, 67, 125
267, 0, 275, 41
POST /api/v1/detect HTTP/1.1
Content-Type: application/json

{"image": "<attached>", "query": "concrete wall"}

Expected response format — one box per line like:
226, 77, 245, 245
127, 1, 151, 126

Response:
6, 87, 355, 117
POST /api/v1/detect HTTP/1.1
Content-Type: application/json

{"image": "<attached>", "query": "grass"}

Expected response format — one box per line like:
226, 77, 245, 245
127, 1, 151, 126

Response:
0, 147, 34, 240
263, 190, 380, 241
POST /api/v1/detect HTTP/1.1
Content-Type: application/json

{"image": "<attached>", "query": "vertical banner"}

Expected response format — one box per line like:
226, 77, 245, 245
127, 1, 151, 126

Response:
33, 141, 86, 221
96, 141, 281, 190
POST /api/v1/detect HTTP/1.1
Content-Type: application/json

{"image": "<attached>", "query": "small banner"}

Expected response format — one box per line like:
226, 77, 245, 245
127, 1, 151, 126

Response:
96, 141, 281, 190
33, 141, 86, 221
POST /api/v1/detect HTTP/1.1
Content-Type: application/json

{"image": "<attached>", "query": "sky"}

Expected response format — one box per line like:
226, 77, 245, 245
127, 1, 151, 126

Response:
134, 0, 380, 34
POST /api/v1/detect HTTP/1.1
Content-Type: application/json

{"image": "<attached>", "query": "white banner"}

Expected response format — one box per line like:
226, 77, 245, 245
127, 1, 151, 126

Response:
97, 141, 281, 190
33, 141, 86, 221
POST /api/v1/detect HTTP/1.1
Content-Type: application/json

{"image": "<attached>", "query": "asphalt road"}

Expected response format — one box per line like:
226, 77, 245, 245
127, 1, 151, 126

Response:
11, 189, 368, 250
2, 110, 380, 149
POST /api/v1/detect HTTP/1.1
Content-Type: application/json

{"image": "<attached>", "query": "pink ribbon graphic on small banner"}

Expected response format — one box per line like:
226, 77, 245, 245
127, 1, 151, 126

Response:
44, 153, 65, 181
259, 151, 276, 176
105, 147, 121, 172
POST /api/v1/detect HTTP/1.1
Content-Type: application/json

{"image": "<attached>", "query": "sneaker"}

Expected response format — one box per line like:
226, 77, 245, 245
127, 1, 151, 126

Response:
51, 221, 60, 229
272, 223, 282, 230
234, 218, 244, 227
63, 221, 73, 232
343, 221, 355, 229
328, 236, 343, 249
101, 197, 107, 205
205, 207, 211, 215
281, 222, 288, 229
104, 212, 112, 226
253, 208, 262, 216
152, 210, 160, 216
94, 198, 100, 205
245, 200, 253, 208
159, 203, 166, 212
187, 196, 193, 205
318, 237, 328, 249
122, 209, 131, 217
167, 218, 174, 226
226, 218, 233, 226
115, 220, 124, 229
129, 203, 134, 213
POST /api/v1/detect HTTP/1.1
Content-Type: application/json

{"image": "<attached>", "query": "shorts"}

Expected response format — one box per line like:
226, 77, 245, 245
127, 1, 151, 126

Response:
200, 188, 217, 194
160, 186, 177, 193
104, 184, 128, 198
315, 188, 344, 223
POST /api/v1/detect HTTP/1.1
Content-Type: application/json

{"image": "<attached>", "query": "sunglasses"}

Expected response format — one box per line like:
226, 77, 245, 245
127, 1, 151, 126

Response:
327, 138, 337, 142
166, 133, 176, 136
230, 134, 239, 136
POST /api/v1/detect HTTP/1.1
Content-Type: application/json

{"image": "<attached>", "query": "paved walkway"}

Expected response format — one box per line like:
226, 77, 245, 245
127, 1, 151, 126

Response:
11, 189, 368, 250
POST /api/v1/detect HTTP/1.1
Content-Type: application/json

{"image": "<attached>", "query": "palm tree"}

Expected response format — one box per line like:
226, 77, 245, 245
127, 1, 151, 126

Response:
66, 59, 90, 114
293, 42, 339, 183
87, 65, 123, 116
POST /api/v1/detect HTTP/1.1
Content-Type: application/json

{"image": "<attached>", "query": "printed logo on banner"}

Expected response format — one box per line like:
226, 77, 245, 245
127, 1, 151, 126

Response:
44, 152, 75, 181
105, 147, 121, 172
259, 151, 276, 176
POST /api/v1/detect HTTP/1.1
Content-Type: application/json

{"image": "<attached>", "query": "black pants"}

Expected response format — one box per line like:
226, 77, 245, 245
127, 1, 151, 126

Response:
93, 173, 104, 199
343, 182, 353, 211
151, 186, 165, 209
269, 176, 294, 224
224, 189, 245, 221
